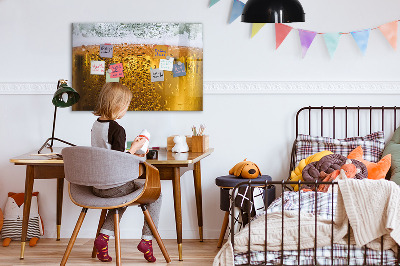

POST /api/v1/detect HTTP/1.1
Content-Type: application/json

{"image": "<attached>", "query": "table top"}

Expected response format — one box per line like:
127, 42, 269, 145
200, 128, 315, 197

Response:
10, 147, 214, 166
146, 148, 213, 165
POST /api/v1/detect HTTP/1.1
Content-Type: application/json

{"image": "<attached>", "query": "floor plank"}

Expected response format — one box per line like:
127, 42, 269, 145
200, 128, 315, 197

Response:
0, 239, 221, 265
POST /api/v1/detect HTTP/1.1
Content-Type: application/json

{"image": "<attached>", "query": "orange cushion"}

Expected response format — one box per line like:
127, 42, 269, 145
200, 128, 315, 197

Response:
347, 146, 391, 180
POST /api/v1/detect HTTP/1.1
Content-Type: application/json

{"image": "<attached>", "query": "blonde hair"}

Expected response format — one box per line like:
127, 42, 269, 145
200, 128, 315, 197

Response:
93, 83, 133, 120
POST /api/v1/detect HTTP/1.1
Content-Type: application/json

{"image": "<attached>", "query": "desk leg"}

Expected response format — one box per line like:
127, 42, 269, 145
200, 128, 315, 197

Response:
20, 165, 35, 259
172, 167, 183, 261
193, 161, 203, 242
56, 178, 64, 241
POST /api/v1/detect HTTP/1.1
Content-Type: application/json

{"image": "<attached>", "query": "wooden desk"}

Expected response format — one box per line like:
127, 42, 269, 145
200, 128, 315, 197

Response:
10, 147, 213, 261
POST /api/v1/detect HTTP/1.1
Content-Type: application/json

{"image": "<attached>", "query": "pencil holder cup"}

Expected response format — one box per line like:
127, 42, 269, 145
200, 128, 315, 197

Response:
191, 135, 209, 153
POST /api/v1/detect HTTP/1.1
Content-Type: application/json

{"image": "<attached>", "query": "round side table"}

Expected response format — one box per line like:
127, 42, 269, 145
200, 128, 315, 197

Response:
215, 175, 275, 248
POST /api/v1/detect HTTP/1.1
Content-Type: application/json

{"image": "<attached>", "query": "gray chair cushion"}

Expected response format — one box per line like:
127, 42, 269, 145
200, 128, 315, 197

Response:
62, 146, 145, 188
69, 180, 145, 208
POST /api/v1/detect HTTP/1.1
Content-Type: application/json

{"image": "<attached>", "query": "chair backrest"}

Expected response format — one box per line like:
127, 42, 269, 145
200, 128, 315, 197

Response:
62, 146, 145, 187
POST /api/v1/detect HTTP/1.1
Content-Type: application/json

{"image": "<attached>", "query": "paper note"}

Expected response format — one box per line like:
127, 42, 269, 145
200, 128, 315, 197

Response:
150, 69, 164, 82
90, 61, 105, 75
154, 45, 168, 59
109, 63, 124, 78
159, 58, 174, 71
172, 63, 186, 77
106, 72, 120, 82
100, 44, 113, 58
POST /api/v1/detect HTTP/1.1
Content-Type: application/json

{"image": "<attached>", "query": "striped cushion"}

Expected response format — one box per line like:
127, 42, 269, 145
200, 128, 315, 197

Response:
1, 217, 40, 240
295, 131, 385, 167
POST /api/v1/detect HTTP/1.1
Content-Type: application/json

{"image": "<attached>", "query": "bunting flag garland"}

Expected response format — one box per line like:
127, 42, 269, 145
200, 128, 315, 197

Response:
275, 23, 293, 49
229, 0, 245, 24
378, 21, 398, 50
207, 4, 400, 57
298, 29, 317, 58
323, 33, 341, 58
351, 29, 370, 55
251, 23, 266, 38
209, 0, 220, 7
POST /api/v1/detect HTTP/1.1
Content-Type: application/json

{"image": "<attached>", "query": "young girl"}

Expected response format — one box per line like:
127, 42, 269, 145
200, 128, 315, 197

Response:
91, 82, 162, 263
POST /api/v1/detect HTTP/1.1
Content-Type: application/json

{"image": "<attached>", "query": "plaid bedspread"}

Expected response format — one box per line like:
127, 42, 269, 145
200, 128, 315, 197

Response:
234, 244, 397, 265
234, 191, 397, 265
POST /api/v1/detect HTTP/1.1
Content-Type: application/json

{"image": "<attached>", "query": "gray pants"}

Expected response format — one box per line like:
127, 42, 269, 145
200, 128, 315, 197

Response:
92, 180, 162, 240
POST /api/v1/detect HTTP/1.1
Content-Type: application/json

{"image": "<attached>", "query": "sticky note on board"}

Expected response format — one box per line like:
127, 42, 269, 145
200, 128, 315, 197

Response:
159, 58, 174, 71
154, 45, 168, 59
106, 72, 120, 82
172, 63, 186, 77
150, 69, 164, 82
90, 61, 105, 75
109, 63, 124, 78
100, 44, 113, 58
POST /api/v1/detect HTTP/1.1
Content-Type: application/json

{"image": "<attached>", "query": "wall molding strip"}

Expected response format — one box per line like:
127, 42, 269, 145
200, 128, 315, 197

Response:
0, 81, 399, 95
204, 81, 400, 94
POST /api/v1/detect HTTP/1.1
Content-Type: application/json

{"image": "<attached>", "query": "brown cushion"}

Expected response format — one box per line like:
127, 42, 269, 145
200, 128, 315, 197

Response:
302, 154, 368, 189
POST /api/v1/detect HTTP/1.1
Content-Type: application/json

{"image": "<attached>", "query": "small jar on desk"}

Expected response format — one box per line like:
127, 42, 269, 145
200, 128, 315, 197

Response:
215, 175, 275, 248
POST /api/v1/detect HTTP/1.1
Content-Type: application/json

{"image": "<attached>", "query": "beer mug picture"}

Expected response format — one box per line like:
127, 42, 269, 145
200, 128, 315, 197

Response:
72, 23, 203, 111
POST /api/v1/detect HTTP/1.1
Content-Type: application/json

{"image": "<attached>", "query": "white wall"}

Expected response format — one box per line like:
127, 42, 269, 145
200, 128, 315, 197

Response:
1, 0, 400, 240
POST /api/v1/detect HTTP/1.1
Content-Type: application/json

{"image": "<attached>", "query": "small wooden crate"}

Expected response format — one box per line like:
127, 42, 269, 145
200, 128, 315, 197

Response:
191, 135, 209, 153
167, 135, 192, 151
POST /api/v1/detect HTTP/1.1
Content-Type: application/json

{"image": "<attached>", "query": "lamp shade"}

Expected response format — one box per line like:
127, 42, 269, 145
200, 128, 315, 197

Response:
52, 84, 80, 108
241, 0, 305, 23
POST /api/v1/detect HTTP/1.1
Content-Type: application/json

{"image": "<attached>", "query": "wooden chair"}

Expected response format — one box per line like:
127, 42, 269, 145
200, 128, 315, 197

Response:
60, 146, 171, 265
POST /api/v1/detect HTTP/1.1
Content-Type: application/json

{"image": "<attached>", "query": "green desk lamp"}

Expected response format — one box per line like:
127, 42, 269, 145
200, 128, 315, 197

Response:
38, 79, 80, 154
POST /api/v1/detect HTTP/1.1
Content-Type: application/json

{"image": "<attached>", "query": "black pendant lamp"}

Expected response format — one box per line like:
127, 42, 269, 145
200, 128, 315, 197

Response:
242, 0, 305, 23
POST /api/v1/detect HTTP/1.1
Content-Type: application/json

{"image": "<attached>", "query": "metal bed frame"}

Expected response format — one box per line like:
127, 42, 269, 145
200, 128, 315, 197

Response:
230, 106, 400, 266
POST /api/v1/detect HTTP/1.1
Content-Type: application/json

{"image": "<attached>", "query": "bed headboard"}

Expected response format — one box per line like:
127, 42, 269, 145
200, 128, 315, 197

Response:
290, 106, 400, 179
295, 106, 400, 138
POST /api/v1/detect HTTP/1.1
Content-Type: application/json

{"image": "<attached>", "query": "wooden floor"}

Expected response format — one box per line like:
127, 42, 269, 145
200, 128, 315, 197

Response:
0, 239, 221, 265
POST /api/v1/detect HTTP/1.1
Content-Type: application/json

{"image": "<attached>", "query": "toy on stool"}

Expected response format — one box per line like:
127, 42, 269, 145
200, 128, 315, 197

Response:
1, 192, 44, 247
229, 159, 261, 179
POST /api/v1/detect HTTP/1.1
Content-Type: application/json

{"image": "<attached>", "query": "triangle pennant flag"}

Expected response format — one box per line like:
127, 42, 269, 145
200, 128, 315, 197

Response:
351, 29, 370, 55
298, 29, 317, 58
323, 33, 341, 58
209, 0, 220, 7
275, 23, 293, 49
229, 0, 245, 24
378, 21, 398, 50
251, 23, 266, 38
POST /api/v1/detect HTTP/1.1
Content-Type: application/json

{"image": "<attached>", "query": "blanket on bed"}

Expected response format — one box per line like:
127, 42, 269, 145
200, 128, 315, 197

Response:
335, 178, 400, 251
213, 179, 400, 266
213, 210, 341, 266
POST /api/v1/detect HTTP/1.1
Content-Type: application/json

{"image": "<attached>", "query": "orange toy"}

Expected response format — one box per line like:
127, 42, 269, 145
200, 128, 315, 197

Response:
348, 146, 391, 180
229, 159, 261, 179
